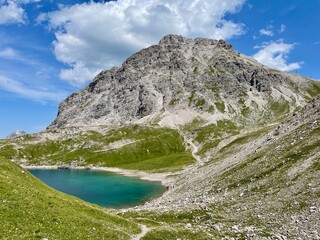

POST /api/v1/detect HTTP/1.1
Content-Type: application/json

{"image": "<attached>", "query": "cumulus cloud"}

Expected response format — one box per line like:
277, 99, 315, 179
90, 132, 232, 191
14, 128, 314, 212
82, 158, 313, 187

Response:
0, 74, 67, 102
0, 1, 26, 24
252, 40, 303, 71
38, 0, 246, 85
0, 0, 40, 25
213, 20, 245, 40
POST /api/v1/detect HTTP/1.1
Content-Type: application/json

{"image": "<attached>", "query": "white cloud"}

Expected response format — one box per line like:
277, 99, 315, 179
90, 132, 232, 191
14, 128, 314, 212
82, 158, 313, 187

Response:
279, 24, 286, 33
0, 1, 26, 25
0, 46, 47, 67
38, 0, 246, 85
252, 40, 303, 71
14, 0, 41, 3
0, 47, 19, 58
259, 29, 273, 36
0, 0, 40, 25
0, 74, 68, 102
259, 25, 274, 36
213, 20, 245, 40
59, 63, 97, 86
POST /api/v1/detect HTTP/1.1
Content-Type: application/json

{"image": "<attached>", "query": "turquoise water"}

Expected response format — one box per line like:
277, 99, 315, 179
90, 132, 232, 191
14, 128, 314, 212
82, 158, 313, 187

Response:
29, 169, 166, 208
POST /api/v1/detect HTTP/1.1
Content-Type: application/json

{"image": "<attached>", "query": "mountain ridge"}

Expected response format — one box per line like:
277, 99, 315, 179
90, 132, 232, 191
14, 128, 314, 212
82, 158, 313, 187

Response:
48, 34, 318, 130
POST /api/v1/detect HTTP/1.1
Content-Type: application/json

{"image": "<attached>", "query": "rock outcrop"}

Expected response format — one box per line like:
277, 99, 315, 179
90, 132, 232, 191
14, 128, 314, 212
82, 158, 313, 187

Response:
48, 35, 319, 129
6, 130, 26, 139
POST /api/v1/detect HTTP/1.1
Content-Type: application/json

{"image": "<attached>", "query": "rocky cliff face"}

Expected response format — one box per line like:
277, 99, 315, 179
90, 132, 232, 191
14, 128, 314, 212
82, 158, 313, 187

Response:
49, 35, 318, 129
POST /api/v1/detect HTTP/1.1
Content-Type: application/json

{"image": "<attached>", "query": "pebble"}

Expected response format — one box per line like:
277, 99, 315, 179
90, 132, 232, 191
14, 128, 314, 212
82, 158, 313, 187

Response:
231, 225, 239, 232
309, 206, 317, 213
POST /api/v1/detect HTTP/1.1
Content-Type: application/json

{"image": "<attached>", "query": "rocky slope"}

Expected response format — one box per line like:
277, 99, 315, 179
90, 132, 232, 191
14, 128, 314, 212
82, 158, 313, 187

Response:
49, 35, 318, 129
136, 94, 320, 239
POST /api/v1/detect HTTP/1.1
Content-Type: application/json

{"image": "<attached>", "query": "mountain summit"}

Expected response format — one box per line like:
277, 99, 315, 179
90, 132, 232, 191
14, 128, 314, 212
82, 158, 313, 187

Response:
49, 35, 317, 129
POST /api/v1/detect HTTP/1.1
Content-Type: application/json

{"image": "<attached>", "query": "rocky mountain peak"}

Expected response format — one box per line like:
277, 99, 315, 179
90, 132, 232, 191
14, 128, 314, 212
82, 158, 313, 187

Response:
48, 35, 320, 129
159, 34, 188, 45
6, 130, 26, 139
159, 34, 232, 50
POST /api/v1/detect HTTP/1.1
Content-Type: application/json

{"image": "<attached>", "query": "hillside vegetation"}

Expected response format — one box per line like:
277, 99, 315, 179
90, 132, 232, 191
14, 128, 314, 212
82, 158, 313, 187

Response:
0, 125, 194, 173
0, 157, 140, 239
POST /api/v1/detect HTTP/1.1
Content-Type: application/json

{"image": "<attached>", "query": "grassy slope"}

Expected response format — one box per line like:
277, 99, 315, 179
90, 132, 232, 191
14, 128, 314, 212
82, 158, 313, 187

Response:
0, 157, 140, 239
120, 209, 221, 239
0, 125, 194, 173
208, 122, 320, 238
181, 119, 242, 158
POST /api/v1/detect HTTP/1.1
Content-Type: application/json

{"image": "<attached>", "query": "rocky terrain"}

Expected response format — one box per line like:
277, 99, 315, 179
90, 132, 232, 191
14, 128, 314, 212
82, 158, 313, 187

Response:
1, 35, 320, 239
6, 130, 26, 139
49, 35, 317, 130
134, 94, 320, 239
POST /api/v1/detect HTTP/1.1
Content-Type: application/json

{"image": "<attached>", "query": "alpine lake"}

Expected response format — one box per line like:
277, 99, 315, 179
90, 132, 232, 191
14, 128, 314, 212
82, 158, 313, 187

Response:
29, 168, 166, 208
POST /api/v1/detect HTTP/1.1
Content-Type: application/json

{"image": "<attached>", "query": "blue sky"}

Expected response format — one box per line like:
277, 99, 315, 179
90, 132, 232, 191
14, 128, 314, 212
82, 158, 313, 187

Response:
0, 0, 319, 138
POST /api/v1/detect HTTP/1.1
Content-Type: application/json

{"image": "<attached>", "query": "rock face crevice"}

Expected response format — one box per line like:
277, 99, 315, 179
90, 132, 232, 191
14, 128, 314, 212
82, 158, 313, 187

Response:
48, 35, 318, 129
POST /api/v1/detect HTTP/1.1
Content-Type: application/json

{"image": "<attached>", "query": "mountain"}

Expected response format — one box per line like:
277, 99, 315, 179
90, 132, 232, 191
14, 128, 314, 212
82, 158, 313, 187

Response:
0, 35, 320, 239
48, 35, 318, 129
6, 130, 26, 139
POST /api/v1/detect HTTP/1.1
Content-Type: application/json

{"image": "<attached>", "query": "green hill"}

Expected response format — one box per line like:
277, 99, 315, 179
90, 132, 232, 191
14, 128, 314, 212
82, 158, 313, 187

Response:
0, 157, 140, 239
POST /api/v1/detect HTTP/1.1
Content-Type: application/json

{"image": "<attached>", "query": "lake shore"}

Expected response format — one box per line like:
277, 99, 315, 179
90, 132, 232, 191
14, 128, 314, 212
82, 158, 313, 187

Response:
21, 165, 171, 185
